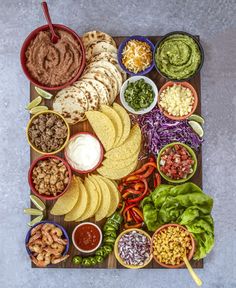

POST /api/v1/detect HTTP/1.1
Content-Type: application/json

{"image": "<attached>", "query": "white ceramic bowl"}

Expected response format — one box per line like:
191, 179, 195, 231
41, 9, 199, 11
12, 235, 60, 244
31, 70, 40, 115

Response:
72, 222, 102, 254
120, 75, 158, 115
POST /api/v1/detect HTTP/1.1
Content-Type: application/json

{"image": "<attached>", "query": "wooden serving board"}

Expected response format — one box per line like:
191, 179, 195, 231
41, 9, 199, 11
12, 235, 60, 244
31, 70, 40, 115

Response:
30, 36, 203, 269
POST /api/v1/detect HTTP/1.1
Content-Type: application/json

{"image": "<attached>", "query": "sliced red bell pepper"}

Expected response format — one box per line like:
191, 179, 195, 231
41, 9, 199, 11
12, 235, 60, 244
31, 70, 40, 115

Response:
132, 207, 144, 221
124, 223, 142, 229
127, 179, 148, 203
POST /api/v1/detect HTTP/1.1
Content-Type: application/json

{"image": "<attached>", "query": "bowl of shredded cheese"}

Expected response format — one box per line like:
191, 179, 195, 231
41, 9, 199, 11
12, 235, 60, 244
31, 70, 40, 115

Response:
158, 81, 198, 120
118, 36, 154, 76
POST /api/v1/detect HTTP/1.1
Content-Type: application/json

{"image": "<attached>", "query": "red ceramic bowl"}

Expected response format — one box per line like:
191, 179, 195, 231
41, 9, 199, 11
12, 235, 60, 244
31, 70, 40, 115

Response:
20, 24, 86, 91
158, 81, 198, 121
64, 132, 104, 174
28, 155, 72, 201
151, 223, 195, 268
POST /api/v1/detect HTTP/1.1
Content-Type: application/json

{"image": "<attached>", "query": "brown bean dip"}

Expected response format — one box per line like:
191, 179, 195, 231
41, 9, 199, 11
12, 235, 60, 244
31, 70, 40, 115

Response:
25, 29, 82, 87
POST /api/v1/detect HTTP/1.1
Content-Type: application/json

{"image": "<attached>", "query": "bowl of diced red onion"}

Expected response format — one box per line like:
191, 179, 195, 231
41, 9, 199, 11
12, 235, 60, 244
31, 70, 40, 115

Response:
114, 229, 152, 269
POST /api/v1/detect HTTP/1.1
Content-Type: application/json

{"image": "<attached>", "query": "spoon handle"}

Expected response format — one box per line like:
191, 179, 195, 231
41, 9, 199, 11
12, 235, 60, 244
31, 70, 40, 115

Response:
41, 1, 58, 42
183, 256, 203, 286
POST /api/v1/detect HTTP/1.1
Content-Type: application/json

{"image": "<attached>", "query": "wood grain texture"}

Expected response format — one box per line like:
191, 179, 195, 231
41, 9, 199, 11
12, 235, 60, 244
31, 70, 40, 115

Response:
30, 36, 203, 269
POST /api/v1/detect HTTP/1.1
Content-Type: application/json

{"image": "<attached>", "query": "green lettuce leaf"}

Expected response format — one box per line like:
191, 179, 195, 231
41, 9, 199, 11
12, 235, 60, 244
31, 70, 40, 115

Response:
141, 182, 214, 260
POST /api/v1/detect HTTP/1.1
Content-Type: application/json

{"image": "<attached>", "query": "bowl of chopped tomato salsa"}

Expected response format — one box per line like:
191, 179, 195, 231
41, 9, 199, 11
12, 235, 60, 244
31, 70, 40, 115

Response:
157, 142, 197, 183
72, 222, 102, 253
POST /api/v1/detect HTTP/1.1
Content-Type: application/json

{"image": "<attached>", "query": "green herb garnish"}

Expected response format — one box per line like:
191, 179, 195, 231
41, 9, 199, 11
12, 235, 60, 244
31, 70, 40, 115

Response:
124, 79, 154, 111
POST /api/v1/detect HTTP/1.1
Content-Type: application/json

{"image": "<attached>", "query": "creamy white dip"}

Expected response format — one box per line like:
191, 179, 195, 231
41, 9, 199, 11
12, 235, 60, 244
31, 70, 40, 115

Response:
66, 134, 101, 171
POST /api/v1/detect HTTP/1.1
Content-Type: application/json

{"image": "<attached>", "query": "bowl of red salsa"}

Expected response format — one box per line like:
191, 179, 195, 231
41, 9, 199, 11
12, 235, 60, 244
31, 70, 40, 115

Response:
72, 222, 102, 253
157, 142, 197, 183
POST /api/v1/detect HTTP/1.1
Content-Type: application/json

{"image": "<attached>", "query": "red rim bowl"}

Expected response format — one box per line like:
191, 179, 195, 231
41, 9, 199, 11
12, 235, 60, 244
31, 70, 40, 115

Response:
151, 223, 195, 268
28, 155, 72, 201
158, 81, 198, 121
20, 24, 86, 91
64, 132, 104, 174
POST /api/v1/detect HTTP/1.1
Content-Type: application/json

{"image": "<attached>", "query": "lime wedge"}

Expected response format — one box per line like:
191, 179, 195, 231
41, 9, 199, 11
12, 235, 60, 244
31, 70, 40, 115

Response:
30, 195, 46, 211
188, 120, 204, 137
35, 87, 53, 99
30, 106, 48, 114
27, 215, 44, 227
26, 96, 42, 110
23, 208, 43, 216
188, 114, 205, 125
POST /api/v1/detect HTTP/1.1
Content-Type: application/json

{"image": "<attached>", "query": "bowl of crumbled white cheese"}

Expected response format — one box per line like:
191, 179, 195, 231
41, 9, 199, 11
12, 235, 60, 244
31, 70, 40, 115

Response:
158, 81, 198, 120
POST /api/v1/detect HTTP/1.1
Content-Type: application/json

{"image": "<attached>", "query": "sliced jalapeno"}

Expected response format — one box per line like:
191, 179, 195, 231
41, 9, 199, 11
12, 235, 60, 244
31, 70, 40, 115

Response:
72, 256, 83, 265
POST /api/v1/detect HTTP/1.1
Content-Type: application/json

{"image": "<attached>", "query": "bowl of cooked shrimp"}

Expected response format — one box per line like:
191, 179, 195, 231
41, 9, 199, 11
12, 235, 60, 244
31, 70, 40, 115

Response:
25, 221, 70, 267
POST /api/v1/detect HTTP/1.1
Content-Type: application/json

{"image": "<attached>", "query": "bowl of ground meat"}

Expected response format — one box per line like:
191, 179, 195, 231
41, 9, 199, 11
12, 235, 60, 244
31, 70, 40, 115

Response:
26, 110, 70, 155
20, 24, 86, 90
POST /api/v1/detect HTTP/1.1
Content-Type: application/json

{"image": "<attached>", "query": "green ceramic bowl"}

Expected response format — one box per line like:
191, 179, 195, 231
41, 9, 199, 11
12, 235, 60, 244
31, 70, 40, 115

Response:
157, 142, 197, 184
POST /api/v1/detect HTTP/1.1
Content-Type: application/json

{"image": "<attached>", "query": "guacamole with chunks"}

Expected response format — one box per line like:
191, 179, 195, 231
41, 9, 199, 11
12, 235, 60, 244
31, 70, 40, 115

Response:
155, 34, 201, 80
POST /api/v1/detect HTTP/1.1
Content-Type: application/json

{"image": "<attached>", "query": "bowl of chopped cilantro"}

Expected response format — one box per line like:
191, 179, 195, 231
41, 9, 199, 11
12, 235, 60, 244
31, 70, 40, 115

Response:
120, 76, 158, 114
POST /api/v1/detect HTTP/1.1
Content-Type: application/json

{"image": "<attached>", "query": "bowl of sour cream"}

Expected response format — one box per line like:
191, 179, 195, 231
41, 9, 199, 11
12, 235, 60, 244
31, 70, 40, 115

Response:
64, 132, 104, 174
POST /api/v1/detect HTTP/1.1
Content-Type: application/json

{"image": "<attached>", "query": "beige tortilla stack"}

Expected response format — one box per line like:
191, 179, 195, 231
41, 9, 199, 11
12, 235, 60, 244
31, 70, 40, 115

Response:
73, 80, 99, 111
86, 60, 122, 93
88, 52, 127, 82
81, 78, 110, 106
82, 69, 115, 104
86, 41, 118, 61
53, 86, 88, 125
82, 31, 116, 49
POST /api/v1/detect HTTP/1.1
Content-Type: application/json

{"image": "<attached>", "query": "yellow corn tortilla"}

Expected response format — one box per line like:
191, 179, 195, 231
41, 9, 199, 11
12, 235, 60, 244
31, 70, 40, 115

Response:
105, 124, 141, 160
76, 177, 99, 221
50, 176, 79, 215
113, 103, 131, 147
100, 105, 123, 147
102, 149, 140, 169
92, 175, 111, 222
85, 110, 116, 151
97, 158, 138, 180
99, 176, 120, 217
64, 177, 88, 222
88, 174, 102, 212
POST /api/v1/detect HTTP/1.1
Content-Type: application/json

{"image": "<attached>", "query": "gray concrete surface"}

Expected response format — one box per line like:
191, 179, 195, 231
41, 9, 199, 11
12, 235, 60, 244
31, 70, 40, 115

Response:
0, 0, 236, 287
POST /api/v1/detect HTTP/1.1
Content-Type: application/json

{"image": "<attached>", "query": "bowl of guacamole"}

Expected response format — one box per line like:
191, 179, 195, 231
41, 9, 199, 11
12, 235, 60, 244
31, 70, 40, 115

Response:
154, 31, 204, 81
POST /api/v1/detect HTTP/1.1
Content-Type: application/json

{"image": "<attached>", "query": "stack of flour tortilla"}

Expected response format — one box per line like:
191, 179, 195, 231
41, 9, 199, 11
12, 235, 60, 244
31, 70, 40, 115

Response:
53, 31, 126, 125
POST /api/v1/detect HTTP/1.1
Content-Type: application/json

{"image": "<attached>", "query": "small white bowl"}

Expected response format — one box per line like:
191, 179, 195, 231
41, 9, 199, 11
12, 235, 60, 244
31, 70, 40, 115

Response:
72, 222, 102, 254
120, 75, 158, 115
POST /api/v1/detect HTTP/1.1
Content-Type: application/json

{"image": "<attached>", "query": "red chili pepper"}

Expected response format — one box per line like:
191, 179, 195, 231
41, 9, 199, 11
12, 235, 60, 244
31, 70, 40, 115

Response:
129, 162, 157, 176
124, 223, 142, 229
128, 179, 148, 203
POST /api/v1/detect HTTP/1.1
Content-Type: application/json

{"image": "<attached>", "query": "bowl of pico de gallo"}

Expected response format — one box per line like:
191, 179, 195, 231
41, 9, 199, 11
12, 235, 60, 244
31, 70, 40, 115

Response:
157, 142, 197, 183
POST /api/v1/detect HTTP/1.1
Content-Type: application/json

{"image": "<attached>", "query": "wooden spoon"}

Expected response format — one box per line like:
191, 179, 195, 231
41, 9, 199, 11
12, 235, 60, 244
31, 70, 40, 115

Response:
41, 1, 59, 43
183, 254, 203, 286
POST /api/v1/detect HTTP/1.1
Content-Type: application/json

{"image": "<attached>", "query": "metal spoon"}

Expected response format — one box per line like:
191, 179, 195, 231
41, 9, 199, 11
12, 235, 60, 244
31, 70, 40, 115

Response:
183, 254, 203, 286
41, 1, 59, 43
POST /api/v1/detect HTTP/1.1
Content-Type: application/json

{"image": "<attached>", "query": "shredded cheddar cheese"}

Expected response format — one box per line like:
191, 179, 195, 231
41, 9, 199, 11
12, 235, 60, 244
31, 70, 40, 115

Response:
122, 40, 152, 73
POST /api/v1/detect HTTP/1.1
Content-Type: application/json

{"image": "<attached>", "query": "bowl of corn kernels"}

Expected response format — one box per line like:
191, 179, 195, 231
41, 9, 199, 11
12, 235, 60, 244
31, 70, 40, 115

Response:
151, 223, 195, 268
